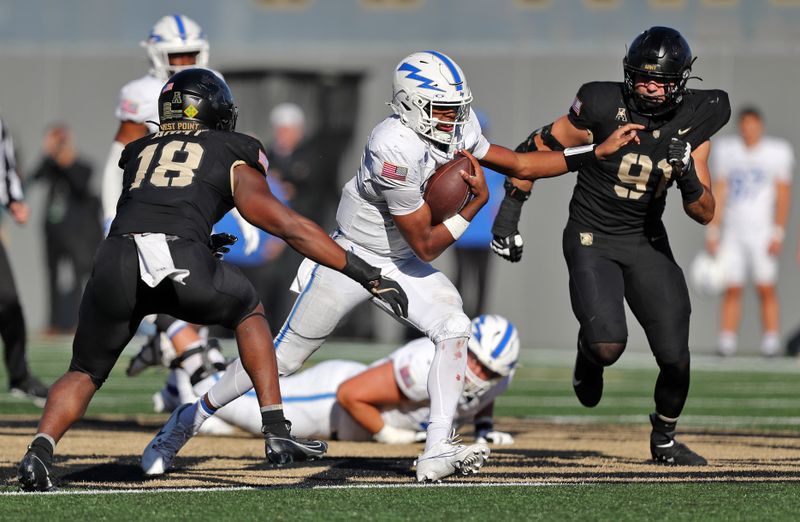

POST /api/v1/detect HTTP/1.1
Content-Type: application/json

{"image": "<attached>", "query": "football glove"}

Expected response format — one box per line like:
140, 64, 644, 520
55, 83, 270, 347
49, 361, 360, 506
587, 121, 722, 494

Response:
668, 137, 692, 175
342, 251, 409, 318
491, 233, 524, 263
230, 208, 261, 256
491, 180, 530, 263
373, 425, 419, 444
209, 233, 238, 259
475, 430, 515, 445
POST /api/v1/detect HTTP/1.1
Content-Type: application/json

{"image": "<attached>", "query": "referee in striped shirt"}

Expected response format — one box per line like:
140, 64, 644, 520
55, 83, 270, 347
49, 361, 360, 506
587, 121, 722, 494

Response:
0, 116, 48, 406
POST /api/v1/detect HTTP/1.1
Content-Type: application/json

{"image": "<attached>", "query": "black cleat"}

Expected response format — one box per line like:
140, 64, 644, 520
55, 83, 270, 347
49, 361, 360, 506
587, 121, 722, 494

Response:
10, 376, 49, 408
17, 447, 54, 492
263, 422, 327, 465
649, 413, 707, 466
572, 348, 603, 408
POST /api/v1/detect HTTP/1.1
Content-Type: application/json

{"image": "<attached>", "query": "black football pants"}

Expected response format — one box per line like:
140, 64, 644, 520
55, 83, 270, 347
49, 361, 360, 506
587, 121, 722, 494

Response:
562, 220, 692, 418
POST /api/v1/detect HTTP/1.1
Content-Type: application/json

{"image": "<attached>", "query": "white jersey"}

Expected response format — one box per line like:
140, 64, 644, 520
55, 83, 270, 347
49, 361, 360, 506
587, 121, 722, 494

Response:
711, 135, 794, 232
380, 338, 511, 432
114, 73, 163, 133
335, 110, 490, 259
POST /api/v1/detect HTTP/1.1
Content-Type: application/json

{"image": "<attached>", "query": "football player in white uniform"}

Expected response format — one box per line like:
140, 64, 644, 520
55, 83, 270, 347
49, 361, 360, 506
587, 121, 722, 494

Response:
148, 51, 642, 482
152, 315, 518, 446
708, 107, 794, 356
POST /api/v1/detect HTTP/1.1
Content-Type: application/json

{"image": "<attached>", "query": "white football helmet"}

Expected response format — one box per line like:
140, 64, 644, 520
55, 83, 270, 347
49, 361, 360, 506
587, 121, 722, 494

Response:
689, 251, 727, 297
389, 51, 472, 150
464, 315, 520, 398
142, 14, 209, 81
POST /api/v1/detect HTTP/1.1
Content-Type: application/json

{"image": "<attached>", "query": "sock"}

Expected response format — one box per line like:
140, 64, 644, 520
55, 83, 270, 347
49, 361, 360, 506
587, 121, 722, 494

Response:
425, 337, 468, 452
718, 331, 737, 356
761, 332, 780, 356
29, 434, 55, 464
260, 406, 289, 437
177, 398, 215, 434
650, 412, 678, 445
206, 358, 254, 407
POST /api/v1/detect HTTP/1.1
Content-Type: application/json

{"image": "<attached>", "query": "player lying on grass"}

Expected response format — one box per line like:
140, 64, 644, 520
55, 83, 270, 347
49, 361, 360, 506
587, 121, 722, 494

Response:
17, 69, 408, 492
143, 50, 642, 483
146, 315, 518, 449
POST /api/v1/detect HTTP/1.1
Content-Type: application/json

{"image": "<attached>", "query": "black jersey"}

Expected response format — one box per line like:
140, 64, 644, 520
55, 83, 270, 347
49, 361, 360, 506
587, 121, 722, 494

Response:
109, 128, 268, 244
566, 81, 730, 235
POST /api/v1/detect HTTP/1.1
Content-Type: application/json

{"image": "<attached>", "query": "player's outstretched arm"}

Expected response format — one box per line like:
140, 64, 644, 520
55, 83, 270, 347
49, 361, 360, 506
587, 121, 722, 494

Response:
670, 139, 715, 225
233, 165, 408, 317
392, 151, 488, 263
336, 361, 418, 443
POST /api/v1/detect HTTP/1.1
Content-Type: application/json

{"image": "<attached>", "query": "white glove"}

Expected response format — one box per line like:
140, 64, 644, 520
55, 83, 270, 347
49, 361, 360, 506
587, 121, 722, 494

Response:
373, 424, 419, 444
476, 430, 514, 445
230, 208, 260, 256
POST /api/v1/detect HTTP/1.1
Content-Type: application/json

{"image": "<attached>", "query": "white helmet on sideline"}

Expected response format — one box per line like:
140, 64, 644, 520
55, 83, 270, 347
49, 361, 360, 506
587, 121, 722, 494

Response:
689, 251, 727, 297
464, 315, 520, 398
143, 14, 209, 81
389, 51, 472, 150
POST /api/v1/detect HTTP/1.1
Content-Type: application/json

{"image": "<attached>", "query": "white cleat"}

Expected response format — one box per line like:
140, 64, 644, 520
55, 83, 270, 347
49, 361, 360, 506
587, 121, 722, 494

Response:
141, 404, 196, 476
415, 434, 490, 483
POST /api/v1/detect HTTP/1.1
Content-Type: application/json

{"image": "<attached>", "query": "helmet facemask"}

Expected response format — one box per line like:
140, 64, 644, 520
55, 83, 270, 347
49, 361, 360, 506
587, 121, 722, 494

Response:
463, 352, 497, 401
623, 65, 691, 117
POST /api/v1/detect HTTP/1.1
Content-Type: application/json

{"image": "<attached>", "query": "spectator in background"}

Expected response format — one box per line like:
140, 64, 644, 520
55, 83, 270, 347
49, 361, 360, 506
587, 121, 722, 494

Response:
708, 106, 794, 357
0, 116, 49, 405
453, 110, 505, 318
32, 124, 102, 334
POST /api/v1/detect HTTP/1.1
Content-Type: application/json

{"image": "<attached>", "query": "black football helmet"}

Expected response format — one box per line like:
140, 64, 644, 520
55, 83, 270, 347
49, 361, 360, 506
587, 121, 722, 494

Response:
623, 27, 694, 117
158, 68, 238, 131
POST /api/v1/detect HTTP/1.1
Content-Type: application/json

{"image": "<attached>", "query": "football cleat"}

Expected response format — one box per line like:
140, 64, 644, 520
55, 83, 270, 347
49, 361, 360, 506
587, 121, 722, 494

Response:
415, 433, 490, 483
649, 413, 707, 466
263, 421, 328, 465
141, 404, 196, 475
9, 376, 49, 408
17, 445, 54, 492
572, 345, 603, 408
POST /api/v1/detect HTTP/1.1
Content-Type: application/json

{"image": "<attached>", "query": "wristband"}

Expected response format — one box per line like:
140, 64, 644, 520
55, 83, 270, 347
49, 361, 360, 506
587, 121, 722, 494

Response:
563, 144, 599, 172
443, 213, 470, 240
675, 162, 704, 203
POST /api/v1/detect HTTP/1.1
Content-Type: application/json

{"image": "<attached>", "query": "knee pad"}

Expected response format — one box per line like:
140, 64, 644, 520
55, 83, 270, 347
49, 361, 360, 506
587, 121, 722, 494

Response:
428, 313, 471, 345
584, 341, 627, 367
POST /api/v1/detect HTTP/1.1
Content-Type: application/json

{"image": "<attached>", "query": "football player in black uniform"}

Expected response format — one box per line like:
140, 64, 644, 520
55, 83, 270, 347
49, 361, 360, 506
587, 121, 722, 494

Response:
484, 27, 730, 465
17, 69, 409, 491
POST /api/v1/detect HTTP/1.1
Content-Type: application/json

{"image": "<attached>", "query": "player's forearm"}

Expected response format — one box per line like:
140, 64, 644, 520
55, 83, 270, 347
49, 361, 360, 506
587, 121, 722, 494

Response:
683, 189, 715, 225
411, 225, 462, 263
481, 144, 569, 181
273, 215, 347, 271
336, 393, 384, 434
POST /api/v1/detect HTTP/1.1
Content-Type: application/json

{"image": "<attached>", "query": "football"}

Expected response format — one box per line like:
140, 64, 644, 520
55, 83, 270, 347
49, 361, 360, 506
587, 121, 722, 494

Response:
423, 156, 473, 225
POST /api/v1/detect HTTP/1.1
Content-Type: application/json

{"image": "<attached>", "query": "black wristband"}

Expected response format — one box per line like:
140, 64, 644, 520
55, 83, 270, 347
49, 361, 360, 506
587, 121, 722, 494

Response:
563, 144, 599, 172
676, 161, 704, 203
341, 251, 381, 290
504, 178, 531, 202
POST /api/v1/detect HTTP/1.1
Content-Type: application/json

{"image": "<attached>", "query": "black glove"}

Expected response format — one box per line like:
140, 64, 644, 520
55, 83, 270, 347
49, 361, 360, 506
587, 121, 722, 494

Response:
490, 180, 529, 263
342, 251, 409, 318
668, 137, 692, 176
209, 233, 238, 259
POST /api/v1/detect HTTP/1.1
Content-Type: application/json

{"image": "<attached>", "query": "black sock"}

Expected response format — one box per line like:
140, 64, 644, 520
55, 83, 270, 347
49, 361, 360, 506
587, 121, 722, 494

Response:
650, 413, 677, 444
261, 408, 290, 437
29, 436, 54, 465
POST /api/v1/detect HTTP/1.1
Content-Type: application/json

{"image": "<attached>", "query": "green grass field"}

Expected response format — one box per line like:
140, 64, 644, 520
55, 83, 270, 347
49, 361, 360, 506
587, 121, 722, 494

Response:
2, 336, 799, 520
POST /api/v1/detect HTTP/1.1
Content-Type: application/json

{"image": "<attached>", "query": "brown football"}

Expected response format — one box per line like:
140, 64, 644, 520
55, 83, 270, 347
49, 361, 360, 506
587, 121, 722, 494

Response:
423, 156, 473, 225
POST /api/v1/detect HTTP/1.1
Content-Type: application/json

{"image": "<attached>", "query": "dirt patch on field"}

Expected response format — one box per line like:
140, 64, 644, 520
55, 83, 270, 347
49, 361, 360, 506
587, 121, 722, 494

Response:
2, 416, 799, 490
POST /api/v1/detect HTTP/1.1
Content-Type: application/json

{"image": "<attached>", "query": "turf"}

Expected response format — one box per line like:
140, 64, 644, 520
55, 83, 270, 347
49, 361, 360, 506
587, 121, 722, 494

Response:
1, 483, 798, 521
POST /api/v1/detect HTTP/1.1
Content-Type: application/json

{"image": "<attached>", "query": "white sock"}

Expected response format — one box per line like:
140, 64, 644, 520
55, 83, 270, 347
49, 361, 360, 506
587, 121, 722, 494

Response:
718, 331, 737, 356
206, 358, 254, 407
761, 332, 780, 356
177, 398, 216, 434
424, 337, 468, 452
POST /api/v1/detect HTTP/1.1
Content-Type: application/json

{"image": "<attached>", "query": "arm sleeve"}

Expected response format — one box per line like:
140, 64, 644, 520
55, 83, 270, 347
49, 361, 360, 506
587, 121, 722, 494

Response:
0, 118, 24, 207
101, 141, 125, 221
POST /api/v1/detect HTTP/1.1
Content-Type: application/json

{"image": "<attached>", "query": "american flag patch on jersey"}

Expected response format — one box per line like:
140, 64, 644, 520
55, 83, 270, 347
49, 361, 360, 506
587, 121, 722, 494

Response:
120, 99, 139, 115
399, 366, 414, 389
571, 96, 583, 116
258, 149, 269, 173
381, 161, 408, 181
161, 82, 174, 93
